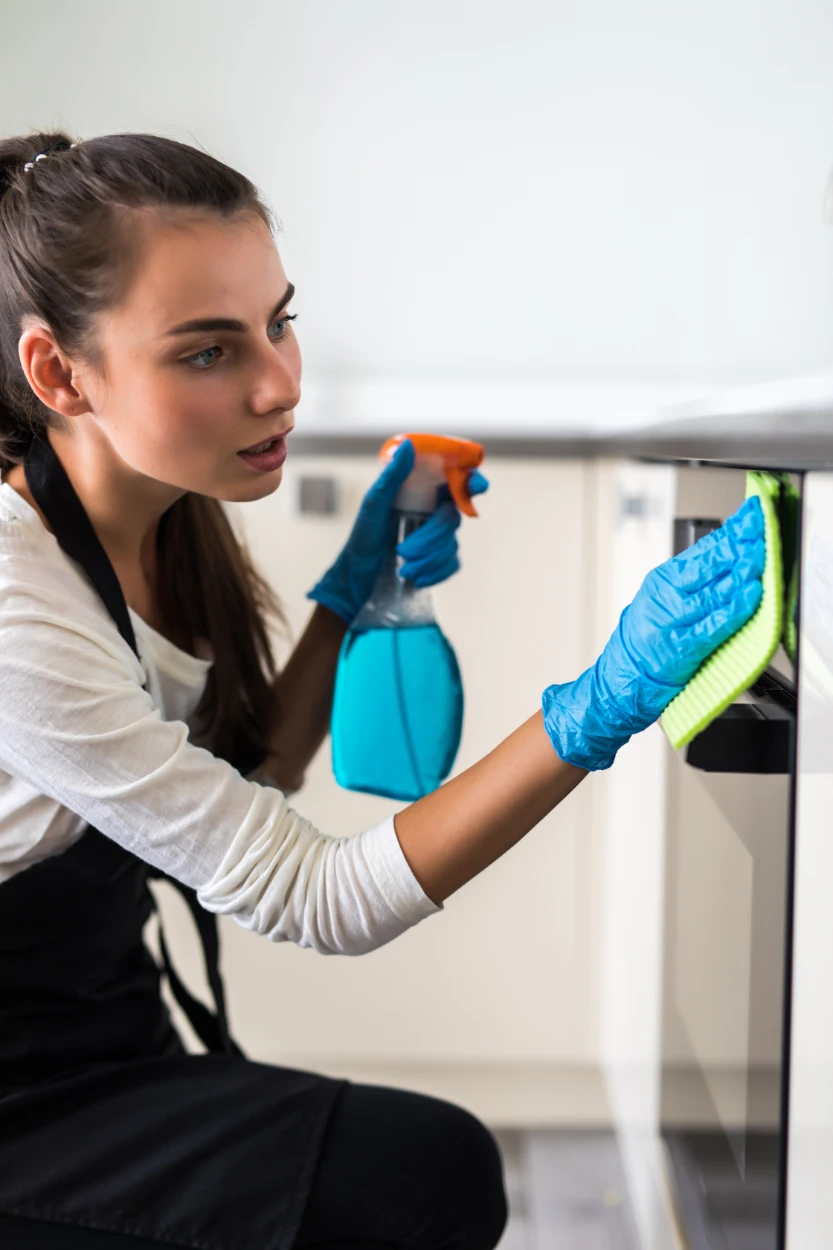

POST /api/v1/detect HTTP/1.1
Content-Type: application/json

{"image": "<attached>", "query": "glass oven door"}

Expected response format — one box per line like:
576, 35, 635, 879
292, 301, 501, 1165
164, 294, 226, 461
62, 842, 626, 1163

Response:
659, 471, 799, 1250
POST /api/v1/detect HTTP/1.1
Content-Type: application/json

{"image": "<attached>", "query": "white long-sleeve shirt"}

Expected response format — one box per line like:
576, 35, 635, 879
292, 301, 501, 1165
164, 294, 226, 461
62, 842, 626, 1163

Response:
0, 481, 440, 954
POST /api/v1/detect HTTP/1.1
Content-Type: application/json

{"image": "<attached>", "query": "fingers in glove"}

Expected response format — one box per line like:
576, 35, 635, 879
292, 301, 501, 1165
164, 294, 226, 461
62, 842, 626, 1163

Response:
409, 553, 460, 588
397, 501, 460, 561
345, 440, 416, 560
663, 548, 765, 626
725, 543, 767, 588
681, 578, 764, 654
399, 540, 460, 586
666, 496, 765, 592
468, 469, 490, 497
367, 439, 416, 506
435, 469, 490, 507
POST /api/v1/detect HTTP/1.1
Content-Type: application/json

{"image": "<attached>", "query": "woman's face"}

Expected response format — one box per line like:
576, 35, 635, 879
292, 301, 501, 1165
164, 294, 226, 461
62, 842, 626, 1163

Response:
81, 209, 300, 504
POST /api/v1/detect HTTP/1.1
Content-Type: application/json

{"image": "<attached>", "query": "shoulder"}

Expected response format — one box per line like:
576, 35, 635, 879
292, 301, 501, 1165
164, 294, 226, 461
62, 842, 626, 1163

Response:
0, 482, 145, 684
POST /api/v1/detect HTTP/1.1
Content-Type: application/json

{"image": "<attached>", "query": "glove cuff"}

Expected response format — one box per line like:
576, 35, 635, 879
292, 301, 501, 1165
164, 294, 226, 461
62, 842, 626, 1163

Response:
306, 581, 358, 626
541, 665, 632, 772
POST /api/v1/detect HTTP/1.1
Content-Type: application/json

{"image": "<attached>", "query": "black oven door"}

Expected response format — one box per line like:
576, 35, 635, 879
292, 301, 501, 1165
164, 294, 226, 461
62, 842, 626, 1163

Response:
659, 498, 798, 1250
660, 718, 793, 1249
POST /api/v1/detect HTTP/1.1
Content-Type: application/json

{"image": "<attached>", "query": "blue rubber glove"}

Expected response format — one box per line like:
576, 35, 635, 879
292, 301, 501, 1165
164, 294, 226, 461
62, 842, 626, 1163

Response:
307, 439, 490, 623
397, 473, 489, 587
542, 495, 766, 771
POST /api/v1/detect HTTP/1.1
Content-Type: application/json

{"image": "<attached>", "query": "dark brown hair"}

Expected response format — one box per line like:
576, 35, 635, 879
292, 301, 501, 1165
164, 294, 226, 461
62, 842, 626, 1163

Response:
0, 131, 285, 774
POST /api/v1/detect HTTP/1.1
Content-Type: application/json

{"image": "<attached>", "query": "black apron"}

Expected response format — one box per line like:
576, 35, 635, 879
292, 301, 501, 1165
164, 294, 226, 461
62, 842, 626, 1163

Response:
0, 436, 344, 1249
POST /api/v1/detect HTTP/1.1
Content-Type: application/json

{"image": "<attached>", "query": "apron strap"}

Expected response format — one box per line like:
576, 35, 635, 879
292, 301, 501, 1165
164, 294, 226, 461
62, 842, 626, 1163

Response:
149, 870, 242, 1056
25, 435, 142, 660
24, 434, 243, 1059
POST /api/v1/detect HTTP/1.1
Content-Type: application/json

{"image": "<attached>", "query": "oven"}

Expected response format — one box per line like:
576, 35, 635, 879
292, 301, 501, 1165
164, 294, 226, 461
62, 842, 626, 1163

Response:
658, 466, 801, 1250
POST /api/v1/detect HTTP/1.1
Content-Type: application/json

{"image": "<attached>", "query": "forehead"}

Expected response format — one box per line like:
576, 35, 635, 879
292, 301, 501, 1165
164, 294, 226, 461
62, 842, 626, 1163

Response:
114, 210, 286, 331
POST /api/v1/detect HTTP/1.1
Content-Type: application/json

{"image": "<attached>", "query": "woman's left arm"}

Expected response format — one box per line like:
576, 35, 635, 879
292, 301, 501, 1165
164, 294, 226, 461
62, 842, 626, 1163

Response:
260, 604, 347, 793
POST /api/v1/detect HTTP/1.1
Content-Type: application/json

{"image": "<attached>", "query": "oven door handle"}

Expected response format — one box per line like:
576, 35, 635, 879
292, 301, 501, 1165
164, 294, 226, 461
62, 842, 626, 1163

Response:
684, 672, 795, 775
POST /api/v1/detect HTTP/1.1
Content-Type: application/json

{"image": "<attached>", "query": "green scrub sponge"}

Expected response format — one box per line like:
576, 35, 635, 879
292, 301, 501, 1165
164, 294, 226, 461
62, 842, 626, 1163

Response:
660, 471, 784, 750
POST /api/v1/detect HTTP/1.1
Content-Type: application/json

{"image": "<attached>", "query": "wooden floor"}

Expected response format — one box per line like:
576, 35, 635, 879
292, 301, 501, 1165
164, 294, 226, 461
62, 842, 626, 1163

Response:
494, 1130, 640, 1250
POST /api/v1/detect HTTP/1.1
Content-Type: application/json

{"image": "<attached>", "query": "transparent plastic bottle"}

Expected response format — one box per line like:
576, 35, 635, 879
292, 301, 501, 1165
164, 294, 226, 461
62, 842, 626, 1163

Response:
331, 434, 484, 801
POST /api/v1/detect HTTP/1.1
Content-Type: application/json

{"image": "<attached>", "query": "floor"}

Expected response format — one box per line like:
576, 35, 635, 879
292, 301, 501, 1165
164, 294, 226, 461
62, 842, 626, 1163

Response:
494, 1130, 640, 1250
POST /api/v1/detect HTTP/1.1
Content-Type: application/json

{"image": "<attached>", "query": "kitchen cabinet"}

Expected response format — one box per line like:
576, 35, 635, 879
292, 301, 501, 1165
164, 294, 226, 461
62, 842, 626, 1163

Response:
151, 454, 609, 1125
584, 459, 680, 1250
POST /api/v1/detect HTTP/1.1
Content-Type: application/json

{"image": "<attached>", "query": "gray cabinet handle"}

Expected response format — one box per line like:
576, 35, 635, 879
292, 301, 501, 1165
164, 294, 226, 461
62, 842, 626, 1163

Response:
297, 475, 340, 516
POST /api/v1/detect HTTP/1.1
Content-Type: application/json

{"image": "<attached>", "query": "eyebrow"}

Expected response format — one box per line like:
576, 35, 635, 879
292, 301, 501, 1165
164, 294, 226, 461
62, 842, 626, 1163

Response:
163, 282, 295, 337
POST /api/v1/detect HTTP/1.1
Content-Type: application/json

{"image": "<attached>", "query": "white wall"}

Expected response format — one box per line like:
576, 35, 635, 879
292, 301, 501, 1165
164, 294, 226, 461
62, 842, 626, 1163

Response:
2, 0, 832, 426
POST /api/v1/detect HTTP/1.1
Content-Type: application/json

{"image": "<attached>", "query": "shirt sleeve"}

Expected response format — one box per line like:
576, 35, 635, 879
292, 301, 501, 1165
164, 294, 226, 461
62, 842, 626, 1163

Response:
0, 606, 440, 955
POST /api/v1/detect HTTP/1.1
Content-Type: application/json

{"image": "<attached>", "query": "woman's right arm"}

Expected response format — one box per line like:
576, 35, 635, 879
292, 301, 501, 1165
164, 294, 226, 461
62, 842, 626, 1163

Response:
0, 496, 763, 956
395, 712, 584, 903
394, 495, 765, 903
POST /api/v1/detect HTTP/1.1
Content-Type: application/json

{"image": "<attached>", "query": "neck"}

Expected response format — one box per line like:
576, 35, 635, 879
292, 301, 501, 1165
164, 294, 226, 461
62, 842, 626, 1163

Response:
43, 426, 185, 576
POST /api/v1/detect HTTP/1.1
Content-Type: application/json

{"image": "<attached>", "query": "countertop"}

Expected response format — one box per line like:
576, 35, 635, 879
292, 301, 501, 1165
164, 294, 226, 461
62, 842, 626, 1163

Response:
291, 372, 833, 471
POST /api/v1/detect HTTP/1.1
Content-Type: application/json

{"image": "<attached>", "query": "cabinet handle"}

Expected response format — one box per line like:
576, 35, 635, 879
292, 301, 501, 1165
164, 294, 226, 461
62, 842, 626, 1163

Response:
619, 494, 648, 519
297, 476, 340, 516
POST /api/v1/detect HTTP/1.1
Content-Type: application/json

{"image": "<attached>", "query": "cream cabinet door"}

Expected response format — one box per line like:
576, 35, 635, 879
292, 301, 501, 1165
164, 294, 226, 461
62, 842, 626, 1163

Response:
154, 454, 601, 1100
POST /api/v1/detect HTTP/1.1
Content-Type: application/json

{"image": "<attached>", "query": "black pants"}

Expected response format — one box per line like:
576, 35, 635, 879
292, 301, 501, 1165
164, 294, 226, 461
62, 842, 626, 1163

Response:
0, 1083, 508, 1250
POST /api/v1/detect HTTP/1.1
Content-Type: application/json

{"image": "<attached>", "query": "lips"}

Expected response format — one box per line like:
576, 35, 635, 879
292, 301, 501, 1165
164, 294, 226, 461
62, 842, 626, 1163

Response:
236, 429, 291, 473
242, 437, 278, 455
238, 427, 293, 454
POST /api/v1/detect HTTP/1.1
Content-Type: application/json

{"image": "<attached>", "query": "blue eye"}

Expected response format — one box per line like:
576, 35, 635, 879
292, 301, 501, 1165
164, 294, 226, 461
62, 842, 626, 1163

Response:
184, 345, 221, 370
269, 313, 297, 340
182, 313, 297, 371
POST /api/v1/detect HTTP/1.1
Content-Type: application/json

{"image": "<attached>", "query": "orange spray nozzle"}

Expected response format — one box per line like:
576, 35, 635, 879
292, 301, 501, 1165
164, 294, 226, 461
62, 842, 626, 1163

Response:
379, 433, 485, 517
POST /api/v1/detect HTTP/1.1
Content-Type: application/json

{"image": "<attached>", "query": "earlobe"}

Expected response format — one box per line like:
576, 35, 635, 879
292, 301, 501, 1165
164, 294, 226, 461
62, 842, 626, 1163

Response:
17, 324, 89, 418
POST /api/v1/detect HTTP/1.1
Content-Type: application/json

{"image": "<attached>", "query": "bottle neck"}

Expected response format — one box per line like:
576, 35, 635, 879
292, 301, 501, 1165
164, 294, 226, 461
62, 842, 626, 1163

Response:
396, 509, 430, 544
350, 508, 436, 631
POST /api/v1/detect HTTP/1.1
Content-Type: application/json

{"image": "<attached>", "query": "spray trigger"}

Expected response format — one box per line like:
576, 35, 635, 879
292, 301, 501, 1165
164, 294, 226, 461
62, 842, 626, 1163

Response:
379, 433, 485, 518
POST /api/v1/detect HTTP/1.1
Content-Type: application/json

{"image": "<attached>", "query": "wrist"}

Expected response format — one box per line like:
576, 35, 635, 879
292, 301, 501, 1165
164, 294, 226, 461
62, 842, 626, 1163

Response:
542, 665, 628, 772
308, 600, 351, 637
542, 642, 685, 771
307, 547, 385, 626
307, 563, 358, 625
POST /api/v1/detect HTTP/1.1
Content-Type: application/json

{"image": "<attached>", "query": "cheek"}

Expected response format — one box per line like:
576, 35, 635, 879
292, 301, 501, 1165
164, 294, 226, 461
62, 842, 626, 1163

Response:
115, 363, 234, 457
161, 384, 230, 444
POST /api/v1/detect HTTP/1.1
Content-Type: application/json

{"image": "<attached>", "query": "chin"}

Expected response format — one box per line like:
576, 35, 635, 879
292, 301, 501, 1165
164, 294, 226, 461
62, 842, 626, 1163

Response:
218, 465, 285, 504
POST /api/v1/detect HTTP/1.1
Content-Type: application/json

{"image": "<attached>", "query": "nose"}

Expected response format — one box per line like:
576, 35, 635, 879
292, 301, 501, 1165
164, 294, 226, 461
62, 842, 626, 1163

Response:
249, 339, 301, 418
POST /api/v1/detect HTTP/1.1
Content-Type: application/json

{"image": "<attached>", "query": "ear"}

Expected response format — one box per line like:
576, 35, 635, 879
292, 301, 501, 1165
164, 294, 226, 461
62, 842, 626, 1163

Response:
17, 323, 92, 419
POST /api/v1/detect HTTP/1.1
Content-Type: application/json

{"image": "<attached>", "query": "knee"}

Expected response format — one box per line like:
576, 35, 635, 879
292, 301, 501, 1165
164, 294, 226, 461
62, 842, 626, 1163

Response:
305, 1083, 508, 1250
430, 1101, 508, 1250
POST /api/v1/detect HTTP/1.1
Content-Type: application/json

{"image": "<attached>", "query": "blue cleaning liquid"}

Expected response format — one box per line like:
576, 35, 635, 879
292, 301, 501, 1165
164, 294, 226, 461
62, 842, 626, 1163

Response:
331, 623, 464, 801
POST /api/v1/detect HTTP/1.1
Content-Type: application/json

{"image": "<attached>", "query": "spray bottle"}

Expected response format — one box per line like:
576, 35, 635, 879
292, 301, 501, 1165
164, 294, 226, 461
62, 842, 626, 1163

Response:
331, 433, 485, 801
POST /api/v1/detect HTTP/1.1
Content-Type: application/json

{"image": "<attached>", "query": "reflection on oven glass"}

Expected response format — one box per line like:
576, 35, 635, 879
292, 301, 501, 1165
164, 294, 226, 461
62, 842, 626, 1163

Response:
675, 799, 754, 1171
662, 753, 790, 1249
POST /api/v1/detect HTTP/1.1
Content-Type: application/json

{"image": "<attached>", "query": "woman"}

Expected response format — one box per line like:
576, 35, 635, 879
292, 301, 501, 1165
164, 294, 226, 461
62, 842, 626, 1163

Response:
0, 132, 764, 1250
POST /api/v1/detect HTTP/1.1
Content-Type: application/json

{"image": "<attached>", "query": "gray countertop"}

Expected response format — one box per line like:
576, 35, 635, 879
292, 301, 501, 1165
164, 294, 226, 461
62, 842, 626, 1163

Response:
608, 372, 833, 471
292, 372, 833, 471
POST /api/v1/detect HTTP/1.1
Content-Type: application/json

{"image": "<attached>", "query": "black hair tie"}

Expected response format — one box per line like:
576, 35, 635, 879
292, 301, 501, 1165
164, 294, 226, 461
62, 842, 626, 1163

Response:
23, 139, 76, 173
